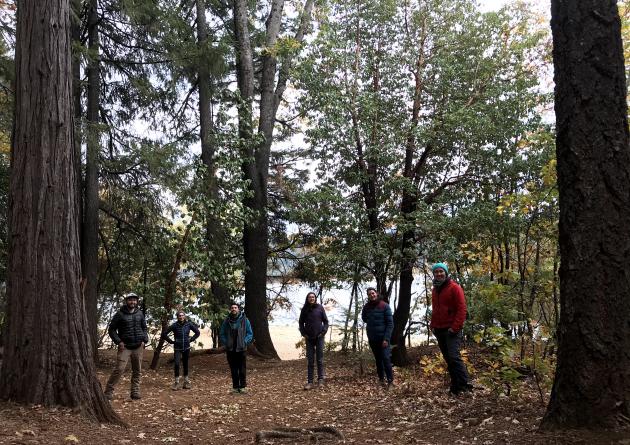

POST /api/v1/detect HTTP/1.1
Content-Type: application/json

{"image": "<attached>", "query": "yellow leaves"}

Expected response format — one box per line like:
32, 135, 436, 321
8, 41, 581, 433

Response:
541, 158, 557, 187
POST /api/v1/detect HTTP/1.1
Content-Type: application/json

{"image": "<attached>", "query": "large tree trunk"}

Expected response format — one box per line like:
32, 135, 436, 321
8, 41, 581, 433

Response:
0, 0, 121, 424
541, 0, 630, 430
232, 0, 313, 359
232, 0, 279, 359
196, 0, 230, 309
82, 0, 101, 357
391, 225, 415, 366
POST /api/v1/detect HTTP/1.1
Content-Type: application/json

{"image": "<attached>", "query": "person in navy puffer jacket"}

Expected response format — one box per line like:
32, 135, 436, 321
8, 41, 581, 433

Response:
299, 292, 329, 390
361, 287, 394, 388
162, 311, 200, 390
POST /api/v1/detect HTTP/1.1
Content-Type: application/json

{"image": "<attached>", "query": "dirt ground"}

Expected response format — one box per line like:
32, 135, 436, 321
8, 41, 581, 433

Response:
0, 346, 628, 444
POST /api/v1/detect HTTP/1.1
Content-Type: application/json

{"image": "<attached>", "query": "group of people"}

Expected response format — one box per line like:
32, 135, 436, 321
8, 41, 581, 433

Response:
104, 262, 472, 400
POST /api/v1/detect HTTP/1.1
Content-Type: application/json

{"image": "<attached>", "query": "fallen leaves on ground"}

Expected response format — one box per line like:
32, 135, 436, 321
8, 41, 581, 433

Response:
0, 347, 628, 444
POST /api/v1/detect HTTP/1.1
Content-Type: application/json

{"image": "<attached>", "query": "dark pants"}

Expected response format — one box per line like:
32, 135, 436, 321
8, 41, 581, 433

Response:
368, 340, 394, 383
434, 328, 470, 393
174, 349, 190, 378
226, 350, 247, 389
306, 336, 325, 383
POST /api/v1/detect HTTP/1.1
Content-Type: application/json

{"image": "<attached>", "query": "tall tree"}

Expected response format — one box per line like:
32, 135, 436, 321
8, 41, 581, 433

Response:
0, 0, 121, 423
83, 0, 101, 355
232, 0, 314, 358
196, 0, 230, 310
541, 0, 630, 429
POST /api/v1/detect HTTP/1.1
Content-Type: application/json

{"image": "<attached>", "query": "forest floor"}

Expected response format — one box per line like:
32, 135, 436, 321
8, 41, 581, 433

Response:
0, 345, 629, 445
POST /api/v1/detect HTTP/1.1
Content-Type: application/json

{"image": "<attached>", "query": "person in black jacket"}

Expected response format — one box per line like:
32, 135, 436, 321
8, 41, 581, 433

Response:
298, 292, 329, 390
104, 293, 149, 400
161, 311, 200, 390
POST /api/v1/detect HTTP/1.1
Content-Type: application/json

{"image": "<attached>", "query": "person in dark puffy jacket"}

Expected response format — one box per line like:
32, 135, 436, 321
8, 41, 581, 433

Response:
430, 262, 472, 396
162, 311, 201, 390
220, 302, 253, 394
298, 291, 329, 390
361, 287, 394, 388
104, 293, 149, 400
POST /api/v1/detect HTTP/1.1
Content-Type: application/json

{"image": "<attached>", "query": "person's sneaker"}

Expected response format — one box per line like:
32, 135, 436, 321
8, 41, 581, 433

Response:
231, 388, 240, 394
130, 394, 142, 400
303, 382, 314, 390
239, 388, 248, 394
387, 381, 395, 390
171, 379, 180, 391
183, 378, 191, 390
317, 379, 325, 388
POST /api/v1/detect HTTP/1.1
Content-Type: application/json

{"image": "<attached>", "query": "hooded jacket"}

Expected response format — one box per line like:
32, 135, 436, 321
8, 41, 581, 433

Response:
298, 298, 329, 340
108, 305, 149, 349
430, 278, 467, 333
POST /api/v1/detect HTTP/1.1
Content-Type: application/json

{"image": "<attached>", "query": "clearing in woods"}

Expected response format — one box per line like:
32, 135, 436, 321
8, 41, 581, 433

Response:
0, 347, 627, 444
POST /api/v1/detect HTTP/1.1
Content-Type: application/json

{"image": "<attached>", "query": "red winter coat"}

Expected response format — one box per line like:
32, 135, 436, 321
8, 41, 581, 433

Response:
430, 279, 467, 333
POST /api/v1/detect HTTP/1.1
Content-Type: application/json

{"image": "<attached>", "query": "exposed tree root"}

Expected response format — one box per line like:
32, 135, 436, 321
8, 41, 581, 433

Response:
255, 426, 345, 443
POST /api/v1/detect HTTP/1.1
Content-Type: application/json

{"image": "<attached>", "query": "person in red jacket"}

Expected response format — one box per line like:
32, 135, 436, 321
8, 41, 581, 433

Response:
430, 262, 472, 396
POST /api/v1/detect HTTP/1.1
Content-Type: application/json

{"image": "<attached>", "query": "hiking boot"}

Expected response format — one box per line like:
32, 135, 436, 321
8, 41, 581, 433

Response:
183, 378, 191, 390
171, 378, 180, 391
303, 382, 314, 391
130, 394, 142, 400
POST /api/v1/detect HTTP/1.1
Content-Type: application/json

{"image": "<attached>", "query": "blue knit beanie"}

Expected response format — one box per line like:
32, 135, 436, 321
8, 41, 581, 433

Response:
431, 262, 449, 275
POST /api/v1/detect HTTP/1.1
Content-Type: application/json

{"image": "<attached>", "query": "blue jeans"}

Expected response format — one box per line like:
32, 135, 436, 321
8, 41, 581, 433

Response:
369, 340, 393, 383
434, 328, 470, 393
306, 336, 325, 383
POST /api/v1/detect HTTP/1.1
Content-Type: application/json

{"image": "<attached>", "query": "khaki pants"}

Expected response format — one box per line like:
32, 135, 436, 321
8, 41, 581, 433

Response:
105, 346, 143, 397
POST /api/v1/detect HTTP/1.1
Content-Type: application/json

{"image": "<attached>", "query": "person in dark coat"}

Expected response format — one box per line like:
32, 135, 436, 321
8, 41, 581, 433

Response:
430, 262, 472, 396
219, 302, 253, 394
105, 293, 149, 400
361, 287, 394, 388
298, 291, 329, 390
161, 311, 201, 390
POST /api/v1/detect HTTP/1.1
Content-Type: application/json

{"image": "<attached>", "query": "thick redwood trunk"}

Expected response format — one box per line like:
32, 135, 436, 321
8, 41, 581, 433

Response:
82, 0, 101, 356
0, 0, 121, 424
542, 0, 630, 429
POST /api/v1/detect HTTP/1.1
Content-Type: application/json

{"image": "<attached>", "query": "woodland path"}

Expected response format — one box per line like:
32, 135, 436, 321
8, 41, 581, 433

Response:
0, 348, 627, 444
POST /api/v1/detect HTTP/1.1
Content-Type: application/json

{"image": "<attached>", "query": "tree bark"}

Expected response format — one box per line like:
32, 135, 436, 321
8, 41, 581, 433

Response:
82, 0, 101, 358
232, 0, 314, 359
542, 0, 630, 430
0, 0, 121, 424
196, 0, 230, 308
